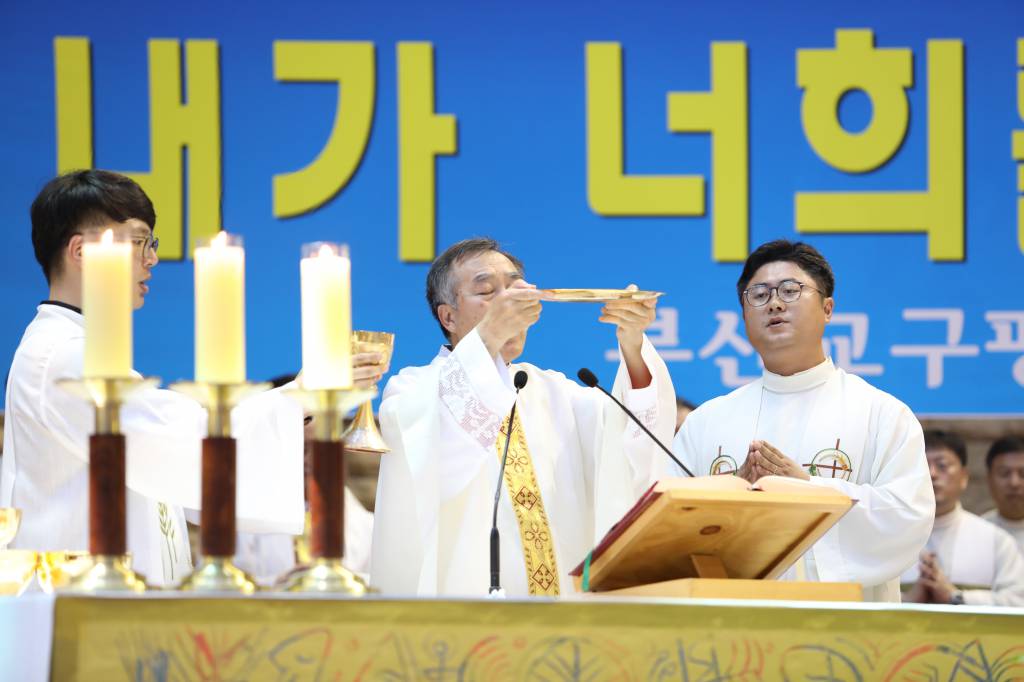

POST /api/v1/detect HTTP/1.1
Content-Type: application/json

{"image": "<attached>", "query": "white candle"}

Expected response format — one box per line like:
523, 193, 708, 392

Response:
82, 228, 133, 378
194, 232, 246, 384
300, 242, 352, 390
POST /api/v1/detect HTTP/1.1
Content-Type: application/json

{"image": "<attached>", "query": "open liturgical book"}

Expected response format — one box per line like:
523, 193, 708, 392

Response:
572, 475, 859, 600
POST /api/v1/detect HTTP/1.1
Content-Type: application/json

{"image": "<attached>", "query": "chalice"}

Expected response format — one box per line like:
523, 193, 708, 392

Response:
0, 508, 21, 548
341, 331, 395, 454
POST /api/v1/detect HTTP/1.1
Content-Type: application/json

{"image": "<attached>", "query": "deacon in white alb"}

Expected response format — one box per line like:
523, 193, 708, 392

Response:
902, 430, 1024, 607
982, 436, 1024, 555
670, 240, 935, 602
371, 238, 675, 597
0, 171, 305, 586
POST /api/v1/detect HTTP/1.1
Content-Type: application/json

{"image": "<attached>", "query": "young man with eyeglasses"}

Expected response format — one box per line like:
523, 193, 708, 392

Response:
669, 239, 934, 602
0, 170, 307, 586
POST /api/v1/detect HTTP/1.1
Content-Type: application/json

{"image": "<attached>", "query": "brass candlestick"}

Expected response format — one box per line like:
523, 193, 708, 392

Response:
56, 377, 159, 593
171, 381, 269, 594
279, 385, 373, 594
341, 331, 394, 454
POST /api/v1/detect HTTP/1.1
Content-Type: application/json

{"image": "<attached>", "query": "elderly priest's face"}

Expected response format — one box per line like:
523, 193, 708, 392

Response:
443, 250, 527, 360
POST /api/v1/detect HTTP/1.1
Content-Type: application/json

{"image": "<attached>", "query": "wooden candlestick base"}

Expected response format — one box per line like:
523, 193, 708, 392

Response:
55, 377, 158, 594
277, 385, 374, 594
65, 434, 144, 593
279, 440, 367, 594
180, 436, 255, 594
89, 433, 127, 556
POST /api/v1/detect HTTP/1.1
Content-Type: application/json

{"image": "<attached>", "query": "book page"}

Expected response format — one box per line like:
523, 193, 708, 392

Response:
654, 475, 752, 493
751, 475, 849, 499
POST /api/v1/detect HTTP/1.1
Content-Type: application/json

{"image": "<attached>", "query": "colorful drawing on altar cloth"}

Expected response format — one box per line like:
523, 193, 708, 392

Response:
92, 627, 1024, 681
803, 440, 854, 481
52, 597, 1023, 682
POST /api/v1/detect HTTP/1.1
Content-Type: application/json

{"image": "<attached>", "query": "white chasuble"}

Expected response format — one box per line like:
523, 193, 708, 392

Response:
1, 304, 305, 587
371, 328, 674, 597
902, 505, 1024, 607
671, 358, 935, 602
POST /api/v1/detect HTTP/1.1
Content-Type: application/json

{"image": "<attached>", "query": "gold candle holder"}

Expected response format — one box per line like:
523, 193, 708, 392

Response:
55, 377, 159, 593
278, 385, 374, 594
171, 381, 269, 594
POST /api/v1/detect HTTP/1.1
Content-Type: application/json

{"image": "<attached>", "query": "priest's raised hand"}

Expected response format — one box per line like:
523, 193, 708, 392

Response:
598, 283, 658, 389
476, 278, 545, 362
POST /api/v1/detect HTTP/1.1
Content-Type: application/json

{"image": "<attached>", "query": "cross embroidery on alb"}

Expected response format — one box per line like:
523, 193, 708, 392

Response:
802, 439, 854, 481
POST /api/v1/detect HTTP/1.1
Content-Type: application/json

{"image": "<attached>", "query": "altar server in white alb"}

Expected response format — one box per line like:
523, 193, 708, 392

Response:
670, 240, 935, 602
983, 436, 1024, 555
1, 170, 305, 586
371, 238, 675, 596
902, 430, 1024, 606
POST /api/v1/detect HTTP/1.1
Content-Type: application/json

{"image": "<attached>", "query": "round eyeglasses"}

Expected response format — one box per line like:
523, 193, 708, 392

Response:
743, 279, 822, 307
129, 234, 159, 263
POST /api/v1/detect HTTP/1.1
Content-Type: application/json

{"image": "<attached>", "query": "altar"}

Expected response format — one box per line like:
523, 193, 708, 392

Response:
3, 593, 1022, 680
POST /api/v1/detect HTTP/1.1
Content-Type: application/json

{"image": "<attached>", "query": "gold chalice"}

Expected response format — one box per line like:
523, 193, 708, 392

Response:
0, 508, 22, 548
342, 331, 395, 454
37, 551, 92, 593
0, 550, 38, 596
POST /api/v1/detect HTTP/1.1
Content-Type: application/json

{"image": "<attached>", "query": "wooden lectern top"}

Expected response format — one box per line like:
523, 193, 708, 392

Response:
571, 475, 854, 593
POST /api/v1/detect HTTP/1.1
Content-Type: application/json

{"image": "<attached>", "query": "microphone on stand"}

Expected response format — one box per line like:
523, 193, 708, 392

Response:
490, 370, 529, 596
576, 367, 695, 478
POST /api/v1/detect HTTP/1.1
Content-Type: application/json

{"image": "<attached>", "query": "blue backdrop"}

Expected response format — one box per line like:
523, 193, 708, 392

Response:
2, 1, 1022, 415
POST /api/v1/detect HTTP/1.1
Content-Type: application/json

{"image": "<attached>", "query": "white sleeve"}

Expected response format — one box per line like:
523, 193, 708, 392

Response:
802, 402, 935, 586
44, 339, 304, 534
964, 528, 1024, 607
588, 335, 677, 539
611, 335, 676, 495
434, 329, 515, 499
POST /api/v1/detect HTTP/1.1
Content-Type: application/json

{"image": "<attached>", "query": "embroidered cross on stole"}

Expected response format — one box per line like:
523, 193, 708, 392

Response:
494, 411, 560, 596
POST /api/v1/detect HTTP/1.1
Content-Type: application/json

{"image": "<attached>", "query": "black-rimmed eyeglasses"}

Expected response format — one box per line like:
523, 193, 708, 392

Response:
743, 279, 822, 307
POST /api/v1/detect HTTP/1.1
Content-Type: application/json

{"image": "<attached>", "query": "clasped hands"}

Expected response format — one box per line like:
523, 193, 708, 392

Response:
477, 280, 657, 359
736, 440, 810, 483
904, 551, 957, 604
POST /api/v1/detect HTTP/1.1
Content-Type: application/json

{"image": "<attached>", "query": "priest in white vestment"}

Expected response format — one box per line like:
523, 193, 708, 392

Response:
982, 436, 1024, 554
0, 171, 305, 586
902, 430, 1024, 606
670, 240, 934, 602
371, 238, 674, 597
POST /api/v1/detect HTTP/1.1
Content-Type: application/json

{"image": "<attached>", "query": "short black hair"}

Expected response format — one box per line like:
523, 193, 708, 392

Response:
426, 237, 524, 340
30, 169, 156, 283
986, 435, 1024, 471
924, 429, 968, 466
736, 240, 835, 305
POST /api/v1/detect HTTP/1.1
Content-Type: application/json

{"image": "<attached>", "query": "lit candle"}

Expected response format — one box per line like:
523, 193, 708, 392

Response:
82, 229, 133, 378
194, 232, 246, 384
300, 242, 352, 389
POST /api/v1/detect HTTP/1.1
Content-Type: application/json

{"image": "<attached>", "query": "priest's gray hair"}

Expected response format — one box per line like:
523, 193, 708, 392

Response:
426, 237, 525, 340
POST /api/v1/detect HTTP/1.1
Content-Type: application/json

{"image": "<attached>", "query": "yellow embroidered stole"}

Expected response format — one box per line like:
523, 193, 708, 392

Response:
494, 411, 560, 596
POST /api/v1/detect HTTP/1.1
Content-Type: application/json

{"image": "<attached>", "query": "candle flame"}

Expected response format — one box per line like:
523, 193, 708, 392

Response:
212, 231, 229, 248
100, 228, 114, 245
317, 244, 335, 258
